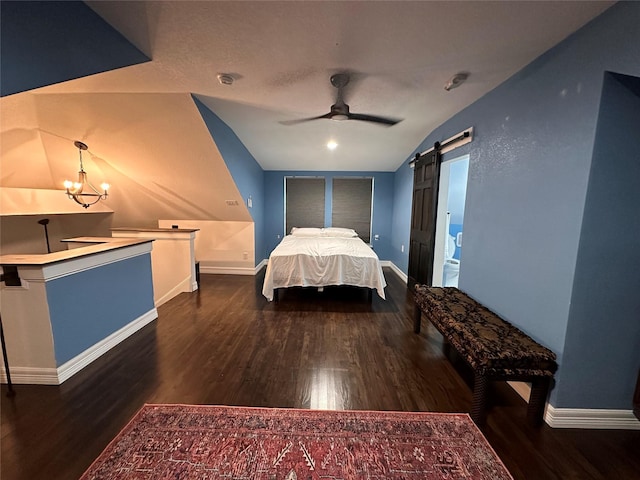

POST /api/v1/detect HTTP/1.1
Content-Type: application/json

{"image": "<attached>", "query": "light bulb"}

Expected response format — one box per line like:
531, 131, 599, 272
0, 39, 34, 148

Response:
101, 183, 110, 191
64, 180, 73, 189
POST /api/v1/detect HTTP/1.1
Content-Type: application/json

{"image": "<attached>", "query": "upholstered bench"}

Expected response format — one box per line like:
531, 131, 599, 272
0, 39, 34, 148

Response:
413, 285, 558, 426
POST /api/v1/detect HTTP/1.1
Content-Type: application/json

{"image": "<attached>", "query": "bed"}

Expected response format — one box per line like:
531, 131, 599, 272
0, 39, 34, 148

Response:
262, 227, 387, 302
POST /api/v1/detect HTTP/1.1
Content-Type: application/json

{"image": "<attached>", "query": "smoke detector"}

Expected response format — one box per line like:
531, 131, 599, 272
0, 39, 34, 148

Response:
444, 72, 468, 91
217, 73, 235, 85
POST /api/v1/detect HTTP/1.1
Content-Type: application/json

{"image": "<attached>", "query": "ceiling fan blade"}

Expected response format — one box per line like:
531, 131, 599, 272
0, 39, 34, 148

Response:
279, 113, 332, 125
280, 72, 403, 126
347, 113, 401, 126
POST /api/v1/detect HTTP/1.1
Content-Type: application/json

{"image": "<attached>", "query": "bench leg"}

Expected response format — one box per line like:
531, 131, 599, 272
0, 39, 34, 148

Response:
413, 304, 422, 333
471, 373, 490, 426
527, 377, 550, 427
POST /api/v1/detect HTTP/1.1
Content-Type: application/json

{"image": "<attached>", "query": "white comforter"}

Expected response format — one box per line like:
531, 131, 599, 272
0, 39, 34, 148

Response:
262, 235, 387, 301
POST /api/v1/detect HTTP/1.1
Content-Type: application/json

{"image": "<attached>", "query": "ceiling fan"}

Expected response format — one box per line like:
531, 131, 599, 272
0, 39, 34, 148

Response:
280, 73, 402, 126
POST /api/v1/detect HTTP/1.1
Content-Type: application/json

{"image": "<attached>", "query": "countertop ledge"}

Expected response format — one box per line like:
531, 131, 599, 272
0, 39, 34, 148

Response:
0, 238, 153, 266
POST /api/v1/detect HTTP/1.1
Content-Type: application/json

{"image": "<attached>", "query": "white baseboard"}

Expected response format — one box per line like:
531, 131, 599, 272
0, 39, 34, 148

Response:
200, 259, 267, 276
1, 308, 158, 385
255, 259, 267, 273
545, 405, 640, 429
0, 366, 59, 385
382, 261, 408, 283
57, 307, 158, 384
200, 266, 257, 275
506, 381, 640, 429
155, 277, 193, 307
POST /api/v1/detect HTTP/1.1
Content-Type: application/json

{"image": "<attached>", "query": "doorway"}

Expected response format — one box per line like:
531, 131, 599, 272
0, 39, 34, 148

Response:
432, 155, 469, 287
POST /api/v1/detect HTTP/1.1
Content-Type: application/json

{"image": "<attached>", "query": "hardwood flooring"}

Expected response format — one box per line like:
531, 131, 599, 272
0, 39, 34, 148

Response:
2, 269, 639, 479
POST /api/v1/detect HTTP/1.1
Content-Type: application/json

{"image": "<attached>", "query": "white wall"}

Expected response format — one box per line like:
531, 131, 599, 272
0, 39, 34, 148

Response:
159, 220, 255, 274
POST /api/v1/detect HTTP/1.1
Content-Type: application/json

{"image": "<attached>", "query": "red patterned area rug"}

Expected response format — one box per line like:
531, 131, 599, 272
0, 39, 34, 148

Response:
81, 404, 513, 479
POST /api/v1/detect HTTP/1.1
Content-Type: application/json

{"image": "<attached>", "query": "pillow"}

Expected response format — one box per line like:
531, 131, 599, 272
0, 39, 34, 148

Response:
290, 227, 323, 237
322, 227, 358, 238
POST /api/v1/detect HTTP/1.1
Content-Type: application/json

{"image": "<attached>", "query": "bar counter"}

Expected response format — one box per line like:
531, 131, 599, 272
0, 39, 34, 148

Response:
0, 238, 157, 385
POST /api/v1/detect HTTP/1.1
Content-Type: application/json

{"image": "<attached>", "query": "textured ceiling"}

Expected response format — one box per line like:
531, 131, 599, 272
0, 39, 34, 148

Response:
45, 0, 614, 172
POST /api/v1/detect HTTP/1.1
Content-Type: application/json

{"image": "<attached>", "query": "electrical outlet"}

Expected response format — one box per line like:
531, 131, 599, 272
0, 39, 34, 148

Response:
374, 234, 379, 241
401, 244, 405, 253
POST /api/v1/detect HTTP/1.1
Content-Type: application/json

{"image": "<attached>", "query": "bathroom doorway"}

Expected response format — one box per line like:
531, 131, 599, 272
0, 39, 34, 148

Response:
432, 154, 469, 287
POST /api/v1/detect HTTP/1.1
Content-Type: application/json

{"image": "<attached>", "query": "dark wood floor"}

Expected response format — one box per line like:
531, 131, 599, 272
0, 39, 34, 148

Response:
2, 269, 639, 480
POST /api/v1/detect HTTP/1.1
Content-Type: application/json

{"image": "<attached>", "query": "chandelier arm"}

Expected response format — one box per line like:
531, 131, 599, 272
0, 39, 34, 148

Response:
67, 192, 107, 208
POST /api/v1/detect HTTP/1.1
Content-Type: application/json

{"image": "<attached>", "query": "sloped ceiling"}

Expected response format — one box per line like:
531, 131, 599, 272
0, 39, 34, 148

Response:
0, 1, 250, 226
82, 0, 614, 171
1, 92, 251, 224
0, 0, 614, 226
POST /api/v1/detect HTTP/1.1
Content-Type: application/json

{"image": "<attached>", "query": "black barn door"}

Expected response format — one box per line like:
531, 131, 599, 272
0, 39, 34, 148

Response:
408, 148, 441, 288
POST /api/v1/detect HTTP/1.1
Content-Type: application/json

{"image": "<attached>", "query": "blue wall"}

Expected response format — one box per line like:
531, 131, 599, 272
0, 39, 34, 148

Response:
0, 1, 149, 97
558, 73, 640, 409
193, 96, 267, 263
391, 1, 639, 409
192, 101, 395, 264
264, 171, 395, 261
46, 253, 155, 365
6, 0, 639, 412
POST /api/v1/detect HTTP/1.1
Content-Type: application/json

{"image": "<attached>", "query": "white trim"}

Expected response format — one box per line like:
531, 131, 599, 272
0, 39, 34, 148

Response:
0, 367, 59, 385
255, 259, 268, 273
155, 277, 193, 307
112, 229, 197, 241
200, 265, 258, 275
1, 307, 157, 385
545, 405, 640, 430
56, 307, 157, 384
381, 261, 408, 283
505, 381, 640, 429
200, 261, 266, 276
17, 242, 153, 282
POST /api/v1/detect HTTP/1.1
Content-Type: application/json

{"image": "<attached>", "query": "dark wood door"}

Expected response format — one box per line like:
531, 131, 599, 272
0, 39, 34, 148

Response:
408, 149, 441, 289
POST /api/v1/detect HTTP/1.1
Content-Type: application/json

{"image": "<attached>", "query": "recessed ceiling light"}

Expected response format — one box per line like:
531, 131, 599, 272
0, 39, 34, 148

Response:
327, 141, 338, 150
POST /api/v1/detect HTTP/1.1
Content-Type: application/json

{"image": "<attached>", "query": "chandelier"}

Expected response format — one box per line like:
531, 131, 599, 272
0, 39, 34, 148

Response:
64, 141, 109, 208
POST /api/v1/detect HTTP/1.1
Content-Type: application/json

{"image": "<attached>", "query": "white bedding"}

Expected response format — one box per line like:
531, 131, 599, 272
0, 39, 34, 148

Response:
262, 235, 387, 301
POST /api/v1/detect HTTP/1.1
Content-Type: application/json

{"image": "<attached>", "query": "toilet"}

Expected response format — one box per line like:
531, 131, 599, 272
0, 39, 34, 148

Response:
443, 234, 460, 287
